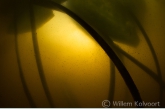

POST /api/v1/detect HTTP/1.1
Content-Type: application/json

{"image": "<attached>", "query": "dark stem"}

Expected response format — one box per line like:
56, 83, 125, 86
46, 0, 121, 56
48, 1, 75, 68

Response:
130, 12, 163, 104
32, 0, 143, 107
14, 13, 36, 107
28, 2, 54, 107
111, 41, 165, 88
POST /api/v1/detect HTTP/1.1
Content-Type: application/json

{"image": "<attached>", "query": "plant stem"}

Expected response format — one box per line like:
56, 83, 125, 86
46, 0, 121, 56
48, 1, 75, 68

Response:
14, 13, 36, 107
29, 2, 54, 107
32, 0, 143, 107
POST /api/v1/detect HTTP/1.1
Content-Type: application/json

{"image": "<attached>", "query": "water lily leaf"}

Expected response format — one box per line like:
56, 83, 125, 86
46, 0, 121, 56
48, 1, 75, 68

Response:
6, 0, 67, 34
66, 0, 146, 46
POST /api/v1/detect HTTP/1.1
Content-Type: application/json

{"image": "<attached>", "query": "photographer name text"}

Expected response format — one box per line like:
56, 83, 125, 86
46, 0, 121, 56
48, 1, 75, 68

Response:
112, 101, 160, 107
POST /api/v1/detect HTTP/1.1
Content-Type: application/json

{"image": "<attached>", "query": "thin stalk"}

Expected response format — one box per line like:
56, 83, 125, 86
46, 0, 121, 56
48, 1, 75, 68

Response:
28, 2, 54, 107
130, 12, 163, 104
112, 43, 165, 88
32, 0, 143, 107
14, 14, 36, 107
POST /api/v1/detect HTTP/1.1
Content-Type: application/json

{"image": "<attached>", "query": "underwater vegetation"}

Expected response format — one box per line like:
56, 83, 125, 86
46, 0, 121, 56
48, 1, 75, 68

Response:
64, 0, 164, 107
0, 0, 165, 107
66, 0, 146, 47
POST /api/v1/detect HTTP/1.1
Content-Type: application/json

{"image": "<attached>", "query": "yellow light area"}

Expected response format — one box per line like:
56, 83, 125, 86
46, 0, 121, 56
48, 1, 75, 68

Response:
1, 1, 165, 108
37, 11, 97, 54
15, 9, 158, 108
35, 10, 111, 107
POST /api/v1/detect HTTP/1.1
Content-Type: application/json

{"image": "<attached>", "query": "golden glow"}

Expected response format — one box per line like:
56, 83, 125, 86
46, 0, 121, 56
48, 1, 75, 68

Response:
35, 11, 111, 107
37, 10, 97, 53
1, 1, 165, 107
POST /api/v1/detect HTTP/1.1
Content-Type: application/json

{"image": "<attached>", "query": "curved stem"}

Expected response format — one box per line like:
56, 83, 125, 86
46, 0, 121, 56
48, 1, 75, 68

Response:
130, 12, 163, 104
14, 13, 36, 107
32, 0, 143, 107
112, 43, 165, 88
28, 2, 54, 107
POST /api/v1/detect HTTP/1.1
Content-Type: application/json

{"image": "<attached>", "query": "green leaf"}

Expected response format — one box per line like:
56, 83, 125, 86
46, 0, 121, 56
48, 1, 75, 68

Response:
66, 0, 146, 46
